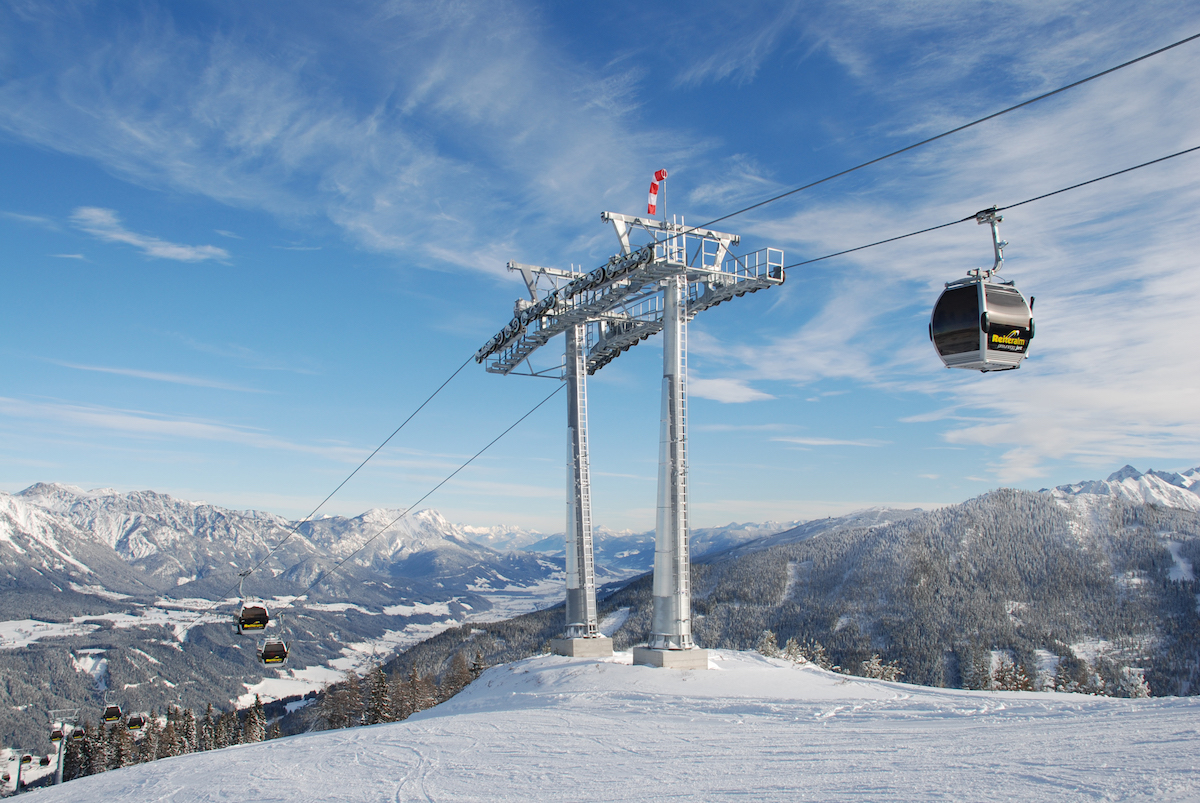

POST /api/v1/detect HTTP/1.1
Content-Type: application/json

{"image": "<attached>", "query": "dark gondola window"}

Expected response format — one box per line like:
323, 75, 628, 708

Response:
239, 606, 269, 630
932, 286, 980, 356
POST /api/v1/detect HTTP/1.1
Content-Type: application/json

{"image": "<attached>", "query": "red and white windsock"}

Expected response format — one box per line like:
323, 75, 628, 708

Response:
647, 169, 668, 215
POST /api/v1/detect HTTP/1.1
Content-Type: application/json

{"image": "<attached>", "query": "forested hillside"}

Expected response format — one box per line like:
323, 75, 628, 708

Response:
364, 490, 1200, 699
611, 490, 1200, 696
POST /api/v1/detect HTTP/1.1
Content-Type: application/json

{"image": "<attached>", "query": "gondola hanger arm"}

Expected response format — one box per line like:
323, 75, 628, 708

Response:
974, 207, 1006, 277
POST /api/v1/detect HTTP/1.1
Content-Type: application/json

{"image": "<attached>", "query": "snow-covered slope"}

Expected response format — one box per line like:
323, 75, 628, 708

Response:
30, 651, 1200, 802
1047, 465, 1200, 511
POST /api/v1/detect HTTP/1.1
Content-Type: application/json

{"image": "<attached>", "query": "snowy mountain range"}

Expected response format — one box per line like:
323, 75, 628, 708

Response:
2, 483, 557, 601
3, 461, 1199, 753
1045, 464, 1200, 511
499, 520, 806, 576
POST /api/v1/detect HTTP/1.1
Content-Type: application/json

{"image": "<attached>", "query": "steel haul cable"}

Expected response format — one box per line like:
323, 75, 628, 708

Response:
190, 354, 473, 627
694, 31, 1200, 233
270, 383, 565, 618
621, 31, 1200, 256
778, 143, 1200, 270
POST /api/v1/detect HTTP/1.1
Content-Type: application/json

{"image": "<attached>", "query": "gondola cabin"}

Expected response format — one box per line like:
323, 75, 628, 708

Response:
126, 714, 147, 731
71, 729, 85, 741
19, 755, 31, 765
49, 729, 63, 743
102, 705, 122, 723
237, 604, 270, 633
257, 637, 288, 665
38, 756, 50, 768
930, 276, 1033, 371
2, 772, 10, 782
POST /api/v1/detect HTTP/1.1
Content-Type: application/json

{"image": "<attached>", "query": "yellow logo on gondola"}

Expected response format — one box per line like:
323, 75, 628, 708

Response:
990, 329, 1026, 347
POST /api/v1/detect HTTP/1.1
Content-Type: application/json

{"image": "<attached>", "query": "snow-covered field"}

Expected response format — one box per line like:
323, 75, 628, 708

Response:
31, 651, 1200, 802
2, 583, 565, 708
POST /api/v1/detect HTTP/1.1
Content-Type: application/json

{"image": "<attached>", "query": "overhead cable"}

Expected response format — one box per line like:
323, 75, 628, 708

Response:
194, 353, 473, 622
271, 382, 565, 618
674, 30, 1200, 239
779, 143, 1200, 270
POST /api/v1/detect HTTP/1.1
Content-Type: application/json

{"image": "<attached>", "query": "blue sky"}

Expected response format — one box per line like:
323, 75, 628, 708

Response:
2, 0, 1199, 533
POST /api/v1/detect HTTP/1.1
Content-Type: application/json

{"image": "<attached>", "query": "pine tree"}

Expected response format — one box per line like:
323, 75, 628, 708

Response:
364, 666, 393, 725
213, 710, 238, 747
267, 722, 282, 740
199, 704, 216, 752
755, 630, 781, 658
242, 696, 266, 743
992, 656, 1020, 691
113, 717, 135, 768
801, 638, 833, 670
61, 726, 89, 781
1014, 662, 1035, 691
344, 672, 364, 725
139, 712, 161, 763
782, 637, 807, 664
179, 708, 198, 754
224, 710, 241, 746
470, 650, 485, 680
413, 670, 438, 713
860, 654, 904, 681
158, 721, 179, 760
963, 646, 993, 690
391, 670, 415, 722
88, 723, 109, 775
319, 673, 364, 730
440, 652, 473, 701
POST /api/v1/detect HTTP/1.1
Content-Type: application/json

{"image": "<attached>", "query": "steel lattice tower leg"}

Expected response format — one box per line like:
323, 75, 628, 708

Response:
564, 323, 599, 638
648, 273, 694, 651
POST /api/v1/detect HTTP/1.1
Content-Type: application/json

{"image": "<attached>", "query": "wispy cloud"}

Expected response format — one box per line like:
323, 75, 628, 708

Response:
694, 423, 792, 433
214, 229, 242, 239
594, 471, 655, 480
1, 210, 59, 229
773, 436, 888, 447
0, 396, 361, 460
49, 253, 85, 260
161, 332, 319, 375
0, 3, 691, 278
671, 1, 805, 87
70, 207, 229, 262
689, 377, 774, 403
47, 360, 265, 393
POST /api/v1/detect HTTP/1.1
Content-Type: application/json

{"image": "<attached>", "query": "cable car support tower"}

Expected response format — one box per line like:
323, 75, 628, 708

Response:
475, 207, 784, 667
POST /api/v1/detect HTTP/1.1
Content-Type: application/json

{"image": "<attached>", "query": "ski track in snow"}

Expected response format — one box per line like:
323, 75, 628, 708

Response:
30, 651, 1200, 802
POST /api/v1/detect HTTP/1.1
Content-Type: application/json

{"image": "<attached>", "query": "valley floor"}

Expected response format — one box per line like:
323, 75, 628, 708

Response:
30, 651, 1200, 802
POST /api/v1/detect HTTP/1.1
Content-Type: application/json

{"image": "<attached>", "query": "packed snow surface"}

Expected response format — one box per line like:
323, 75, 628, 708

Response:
34, 651, 1200, 802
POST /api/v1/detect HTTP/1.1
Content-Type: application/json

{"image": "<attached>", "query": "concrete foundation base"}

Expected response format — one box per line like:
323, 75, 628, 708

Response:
632, 646, 710, 669
550, 637, 614, 658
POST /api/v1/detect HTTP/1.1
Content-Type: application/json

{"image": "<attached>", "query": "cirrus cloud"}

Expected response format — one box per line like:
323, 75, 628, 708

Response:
70, 207, 229, 262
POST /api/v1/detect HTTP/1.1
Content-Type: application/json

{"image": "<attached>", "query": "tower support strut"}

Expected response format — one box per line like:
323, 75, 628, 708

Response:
564, 322, 599, 638
633, 269, 708, 669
